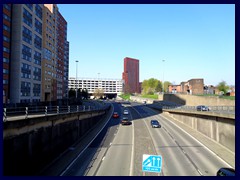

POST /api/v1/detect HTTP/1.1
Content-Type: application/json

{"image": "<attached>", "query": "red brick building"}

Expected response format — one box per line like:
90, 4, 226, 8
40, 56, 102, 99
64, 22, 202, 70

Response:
122, 57, 140, 94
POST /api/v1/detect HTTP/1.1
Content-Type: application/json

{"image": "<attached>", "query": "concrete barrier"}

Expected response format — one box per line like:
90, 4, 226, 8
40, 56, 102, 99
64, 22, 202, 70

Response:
3, 107, 110, 176
163, 110, 235, 153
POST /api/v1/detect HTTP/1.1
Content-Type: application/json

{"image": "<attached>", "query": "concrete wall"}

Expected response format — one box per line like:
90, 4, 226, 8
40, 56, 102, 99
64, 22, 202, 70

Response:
158, 94, 235, 106
164, 111, 235, 152
3, 107, 110, 175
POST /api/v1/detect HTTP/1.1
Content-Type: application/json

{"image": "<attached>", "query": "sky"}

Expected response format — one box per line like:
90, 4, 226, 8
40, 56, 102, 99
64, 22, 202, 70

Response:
58, 4, 235, 86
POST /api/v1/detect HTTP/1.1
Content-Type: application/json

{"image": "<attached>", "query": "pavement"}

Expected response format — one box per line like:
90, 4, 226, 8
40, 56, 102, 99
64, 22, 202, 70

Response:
160, 112, 235, 169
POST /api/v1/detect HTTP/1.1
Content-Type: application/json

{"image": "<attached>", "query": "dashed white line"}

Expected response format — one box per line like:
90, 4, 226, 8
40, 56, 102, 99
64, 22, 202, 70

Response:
102, 156, 105, 161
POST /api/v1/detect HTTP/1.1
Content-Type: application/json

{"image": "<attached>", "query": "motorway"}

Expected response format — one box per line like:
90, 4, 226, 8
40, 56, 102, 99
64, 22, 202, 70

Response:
60, 102, 233, 176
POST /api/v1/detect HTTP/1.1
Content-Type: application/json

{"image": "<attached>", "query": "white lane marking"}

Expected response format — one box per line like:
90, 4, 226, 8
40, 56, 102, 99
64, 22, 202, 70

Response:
129, 110, 134, 176
160, 114, 234, 168
59, 103, 114, 176
197, 169, 203, 176
110, 143, 112, 146
129, 121, 135, 176
102, 156, 105, 161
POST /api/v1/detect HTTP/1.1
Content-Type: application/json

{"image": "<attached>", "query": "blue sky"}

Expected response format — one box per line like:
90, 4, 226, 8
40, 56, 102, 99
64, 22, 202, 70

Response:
58, 4, 235, 86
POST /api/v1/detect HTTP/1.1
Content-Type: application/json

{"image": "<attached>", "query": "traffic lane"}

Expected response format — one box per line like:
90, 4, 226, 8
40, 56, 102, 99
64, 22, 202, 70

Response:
62, 102, 121, 176
157, 114, 232, 176
134, 106, 201, 175
95, 122, 133, 176
143, 115, 200, 176
129, 106, 161, 176
144, 106, 232, 175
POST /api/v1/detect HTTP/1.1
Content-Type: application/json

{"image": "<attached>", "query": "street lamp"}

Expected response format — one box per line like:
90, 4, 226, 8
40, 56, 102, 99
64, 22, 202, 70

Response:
76, 60, 79, 98
162, 60, 165, 93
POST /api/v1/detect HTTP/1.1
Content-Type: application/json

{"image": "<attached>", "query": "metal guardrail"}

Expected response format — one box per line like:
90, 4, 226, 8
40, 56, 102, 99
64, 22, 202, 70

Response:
162, 105, 235, 112
3, 102, 110, 122
150, 101, 235, 115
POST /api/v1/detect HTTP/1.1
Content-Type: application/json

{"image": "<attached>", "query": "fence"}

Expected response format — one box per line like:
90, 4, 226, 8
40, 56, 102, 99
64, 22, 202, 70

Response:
3, 102, 110, 122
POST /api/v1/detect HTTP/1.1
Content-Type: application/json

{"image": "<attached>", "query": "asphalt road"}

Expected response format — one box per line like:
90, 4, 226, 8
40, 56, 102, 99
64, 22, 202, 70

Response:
61, 102, 233, 176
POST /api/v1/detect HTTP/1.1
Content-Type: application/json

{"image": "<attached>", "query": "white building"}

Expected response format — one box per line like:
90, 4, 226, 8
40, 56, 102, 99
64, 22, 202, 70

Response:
68, 77, 123, 95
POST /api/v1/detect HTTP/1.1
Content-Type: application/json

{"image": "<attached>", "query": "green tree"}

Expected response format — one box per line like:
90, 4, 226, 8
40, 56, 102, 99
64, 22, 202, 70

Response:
142, 78, 162, 94
217, 81, 229, 95
163, 81, 171, 93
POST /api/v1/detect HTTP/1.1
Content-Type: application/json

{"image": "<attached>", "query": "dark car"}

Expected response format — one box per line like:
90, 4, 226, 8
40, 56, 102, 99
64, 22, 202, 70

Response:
216, 168, 235, 176
121, 117, 132, 125
150, 120, 161, 128
196, 105, 210, 111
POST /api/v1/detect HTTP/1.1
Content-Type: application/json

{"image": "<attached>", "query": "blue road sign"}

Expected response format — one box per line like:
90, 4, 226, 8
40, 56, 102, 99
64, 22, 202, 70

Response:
142, 154, 162, 173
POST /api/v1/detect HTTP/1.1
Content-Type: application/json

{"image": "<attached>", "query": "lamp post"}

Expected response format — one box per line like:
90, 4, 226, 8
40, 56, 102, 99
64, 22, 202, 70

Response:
162, 60, 165, 93
76, 60, 79, 98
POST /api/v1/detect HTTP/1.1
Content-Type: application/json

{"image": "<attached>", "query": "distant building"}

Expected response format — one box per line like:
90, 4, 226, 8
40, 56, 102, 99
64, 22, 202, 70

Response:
68, 77, 123, 97
188, 79, 204, 94
170, 78, 204, 95
122, 57, 140, 94
168, 85, 181, 94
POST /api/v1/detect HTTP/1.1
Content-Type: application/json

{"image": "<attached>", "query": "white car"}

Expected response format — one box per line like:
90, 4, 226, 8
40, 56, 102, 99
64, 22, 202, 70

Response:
123, 109, 129, 115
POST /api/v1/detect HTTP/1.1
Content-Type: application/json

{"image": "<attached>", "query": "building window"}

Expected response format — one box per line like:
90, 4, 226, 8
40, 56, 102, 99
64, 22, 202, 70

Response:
35, 4, 42, 19
34, 34, 42, 50
33, 83, 41, 96
34, 51, 41, 65
3, 14, 11, 22
3, 69, 9, 74
23, 8, 32, 27
3, 47, 10, 53
22, 44, 32, 62
21, 63, 31, 79
3, 35, 10, 43
22, 26, 32, 44
3, 24, 10, 32
35, 18, 42, 35
21, 81, 31, 96
33, 67, 41, 81
3, 57, 9, 63
4, 4, 11, 11
25, 4, 33, 11
3, 80, 8, 85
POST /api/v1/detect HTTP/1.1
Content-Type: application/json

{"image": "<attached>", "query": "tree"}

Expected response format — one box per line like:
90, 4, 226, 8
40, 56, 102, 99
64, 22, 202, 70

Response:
82, 88, 89, 99
93, 88, 104, 99
163, 81, 171, 93
68, 88, 76, 98
216, 81, 229, 95
142, 78, 162, 94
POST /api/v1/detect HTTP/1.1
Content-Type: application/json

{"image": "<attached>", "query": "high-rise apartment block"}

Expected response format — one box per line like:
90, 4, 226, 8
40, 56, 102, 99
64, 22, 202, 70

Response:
2, 4, 69, 104
122, 57, 140, 94
3, 4, 12, 103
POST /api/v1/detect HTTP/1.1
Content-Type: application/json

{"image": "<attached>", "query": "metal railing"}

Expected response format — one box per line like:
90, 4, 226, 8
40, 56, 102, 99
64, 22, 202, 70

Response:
162, 105, 235, 115
3, 102, 110, 122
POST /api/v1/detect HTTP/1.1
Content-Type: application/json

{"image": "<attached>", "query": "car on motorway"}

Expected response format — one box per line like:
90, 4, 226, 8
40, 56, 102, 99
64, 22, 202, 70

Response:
123, 109, 129, 115
113, 112, 119, 118
216, 168, 235, 176
121, 117, 132, 125
196, 105, 210, 111
150, 120, 161, 128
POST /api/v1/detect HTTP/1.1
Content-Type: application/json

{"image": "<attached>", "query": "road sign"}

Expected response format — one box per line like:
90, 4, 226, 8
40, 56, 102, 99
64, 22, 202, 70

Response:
142, 154, 162, 173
